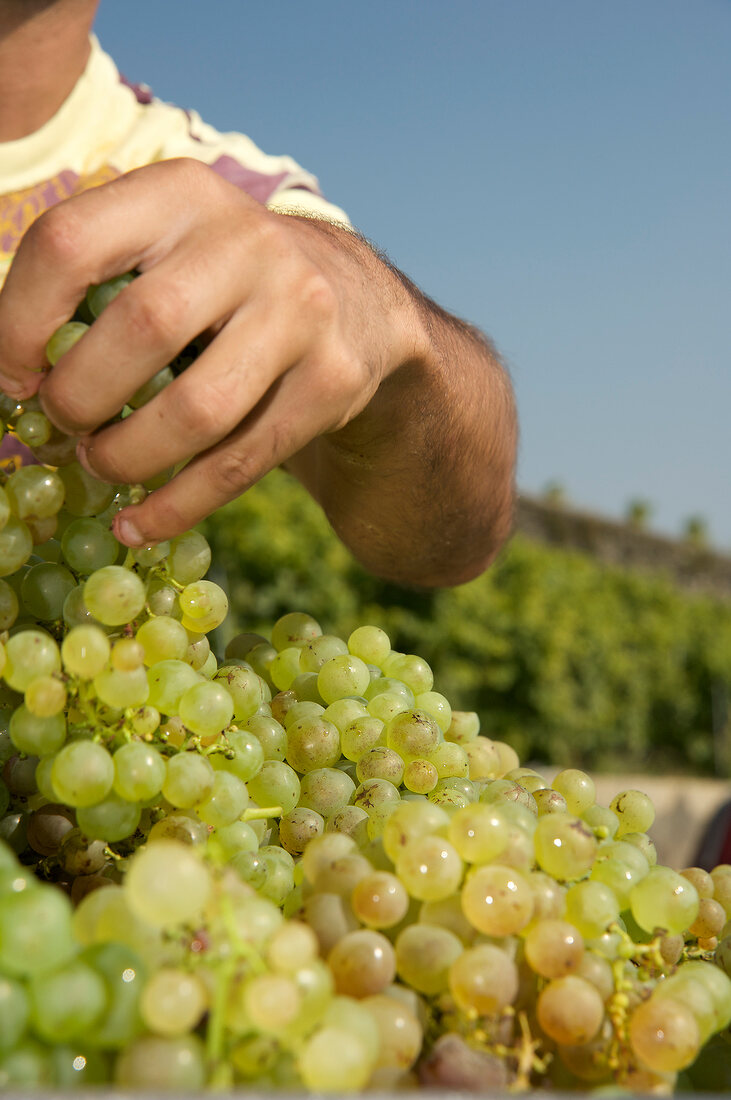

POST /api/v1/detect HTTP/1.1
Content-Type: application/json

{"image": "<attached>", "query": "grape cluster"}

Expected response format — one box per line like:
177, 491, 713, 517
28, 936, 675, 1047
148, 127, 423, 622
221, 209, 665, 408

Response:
0, 280, 730, 1092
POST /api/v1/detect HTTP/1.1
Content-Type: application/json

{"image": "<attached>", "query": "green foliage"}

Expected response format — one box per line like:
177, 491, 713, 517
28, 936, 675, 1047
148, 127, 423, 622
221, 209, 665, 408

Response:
204, 470, 731, 776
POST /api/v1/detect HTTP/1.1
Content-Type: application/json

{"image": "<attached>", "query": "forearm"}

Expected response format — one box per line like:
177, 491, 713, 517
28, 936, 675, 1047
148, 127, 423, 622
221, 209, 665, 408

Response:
285, 223, 518, 587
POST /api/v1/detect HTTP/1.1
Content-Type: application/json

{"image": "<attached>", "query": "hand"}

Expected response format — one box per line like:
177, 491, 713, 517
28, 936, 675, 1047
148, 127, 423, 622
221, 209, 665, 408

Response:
0, 158, 418, 547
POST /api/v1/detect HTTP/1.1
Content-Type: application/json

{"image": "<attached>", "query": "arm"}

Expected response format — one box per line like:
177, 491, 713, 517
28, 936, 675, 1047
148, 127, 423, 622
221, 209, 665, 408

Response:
0, 160, 516, 588
284, 220, 517, 586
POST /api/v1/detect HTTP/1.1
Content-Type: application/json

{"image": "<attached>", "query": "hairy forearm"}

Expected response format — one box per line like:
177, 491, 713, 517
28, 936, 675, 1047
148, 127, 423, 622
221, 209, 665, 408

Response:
286, 222, 518, 587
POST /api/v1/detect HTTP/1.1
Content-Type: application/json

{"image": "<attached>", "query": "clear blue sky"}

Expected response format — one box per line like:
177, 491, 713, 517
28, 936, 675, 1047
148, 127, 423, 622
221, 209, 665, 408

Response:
94, 0, 731, 550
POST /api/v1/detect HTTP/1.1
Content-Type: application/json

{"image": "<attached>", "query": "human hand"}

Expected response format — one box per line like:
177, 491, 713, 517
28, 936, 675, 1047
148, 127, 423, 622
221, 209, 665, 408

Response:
0, 158, 417, 546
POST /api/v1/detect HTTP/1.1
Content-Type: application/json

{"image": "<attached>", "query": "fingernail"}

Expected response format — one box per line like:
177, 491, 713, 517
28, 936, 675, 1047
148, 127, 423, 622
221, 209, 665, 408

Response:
115, 514, 145, 547
76, 440, 94, 473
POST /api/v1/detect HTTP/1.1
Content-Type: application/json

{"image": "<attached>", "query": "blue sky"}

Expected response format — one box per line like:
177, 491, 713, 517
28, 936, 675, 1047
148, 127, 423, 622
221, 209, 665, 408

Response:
94, 0, 731, 549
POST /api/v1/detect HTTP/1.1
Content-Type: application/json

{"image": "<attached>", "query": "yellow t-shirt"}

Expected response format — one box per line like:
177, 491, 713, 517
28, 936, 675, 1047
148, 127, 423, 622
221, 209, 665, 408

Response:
0, 36, 349, 287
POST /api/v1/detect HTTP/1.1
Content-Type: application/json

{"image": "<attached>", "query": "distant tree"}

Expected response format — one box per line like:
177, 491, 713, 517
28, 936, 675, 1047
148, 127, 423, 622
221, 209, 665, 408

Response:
625, 498, 653, 530
683, 515, 710, 548
542, 481, 567, 508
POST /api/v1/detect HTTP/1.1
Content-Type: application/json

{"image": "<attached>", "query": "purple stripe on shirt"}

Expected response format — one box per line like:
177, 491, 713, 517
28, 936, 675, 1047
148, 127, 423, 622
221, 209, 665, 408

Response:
119, 74, 154, 105
208, 156, 294, 204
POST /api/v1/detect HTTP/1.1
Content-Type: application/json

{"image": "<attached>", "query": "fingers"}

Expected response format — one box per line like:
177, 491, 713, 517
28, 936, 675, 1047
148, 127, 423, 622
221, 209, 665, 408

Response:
110, 354, 373, 546
37, 231, 249, 436
76, 303, 305, 484
0, 159, 244, 401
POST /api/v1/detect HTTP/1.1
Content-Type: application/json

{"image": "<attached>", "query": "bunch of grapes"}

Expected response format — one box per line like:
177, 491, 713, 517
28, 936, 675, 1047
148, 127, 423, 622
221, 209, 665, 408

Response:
0, 278, 729, 1093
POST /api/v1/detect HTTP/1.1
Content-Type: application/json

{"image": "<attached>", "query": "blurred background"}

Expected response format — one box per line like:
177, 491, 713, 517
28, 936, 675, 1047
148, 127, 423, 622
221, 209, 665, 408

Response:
95, 1, 731, 859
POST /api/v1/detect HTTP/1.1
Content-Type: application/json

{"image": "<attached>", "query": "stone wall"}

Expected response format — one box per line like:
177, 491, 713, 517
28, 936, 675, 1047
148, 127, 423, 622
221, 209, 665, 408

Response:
515, 494, 731, 599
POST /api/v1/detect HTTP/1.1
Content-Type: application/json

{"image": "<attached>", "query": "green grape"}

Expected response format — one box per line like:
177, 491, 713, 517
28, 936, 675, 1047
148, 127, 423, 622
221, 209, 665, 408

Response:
62, 583, 99, 628
283, 700, 325, 729
24, 673, 66, 717
139, 966, 208, 1037
0, 578, 19, 630
0, 976, 30, 1052
366, 690, 410, 725
244, 714, 287, 760
162, 752, 214, 808
327, 928, 396, 998
178, 579, 228, 632
15, 410, 51, 447
352, 870, 409, 930
298, 766, 356, 817
537, 975, 604, 1046
402, 757, 439, 793
524, 919, 584, 979
381, 800, 450, 863
61, 624, 110, 677
131, 540, 170, 567
325, 805, 370, 845
534, 812, 598, 880
0, 1038, 52, 1087
113, 742, 166, 802
45, 320, 89, 364
395, 834, 463, 902
9, 704, 66, 756
248, 760, 301, 815
564, 879, 620, 939
4, 629, 61, 692
51, 740, 114, 807
298, 633, 349, 673
214, 664, 268, 721
298, 1026, 373, 1093
19, 563, 74, 624
76, 792, 142, 842
207, 820, 259, 861
146, 658, 201, 714
0, 486, 10, 532
347, 624, 390, 666
176, 679, 233, 736
167, 531, 211, 585
61, 517, 119, 573
317, 653, 370, 703
463, 735, 502, 779
0, 881, 76, 977
94, 665, 150, 708
279, 807, 325, 855
270, 611, 322, 651
675, 960, 731, 1032
146, 577, 179, 617
630, 865, 699, 936
414, 690, 452, 732
286, 715, 341, 773
430, 740, 470, 779
448, 943, 519, 1015
552, 768, 596, 815
610, 788, 656, 836
83, 565, 146, 626
628, 995, 700, 1072
29, 959, 107, 1042
386, 708, 441, 760
124, 839, 211, 929
58, 462, 115, 517
129, 704, 160, 737
580, 805, 619, 836
393, 922, 462, 996
129, 366, 175, 409
196, 770, 249, 828
0, 516, 33, 576
269, 646, 301, 691
6, 464, 65, 519
340, 715, 385, 762
114, 1034, 207, 1090
210, 728, 262, 783
86, 273, 135, 318
447, 802, 508, 863
461, 863, 534, 935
